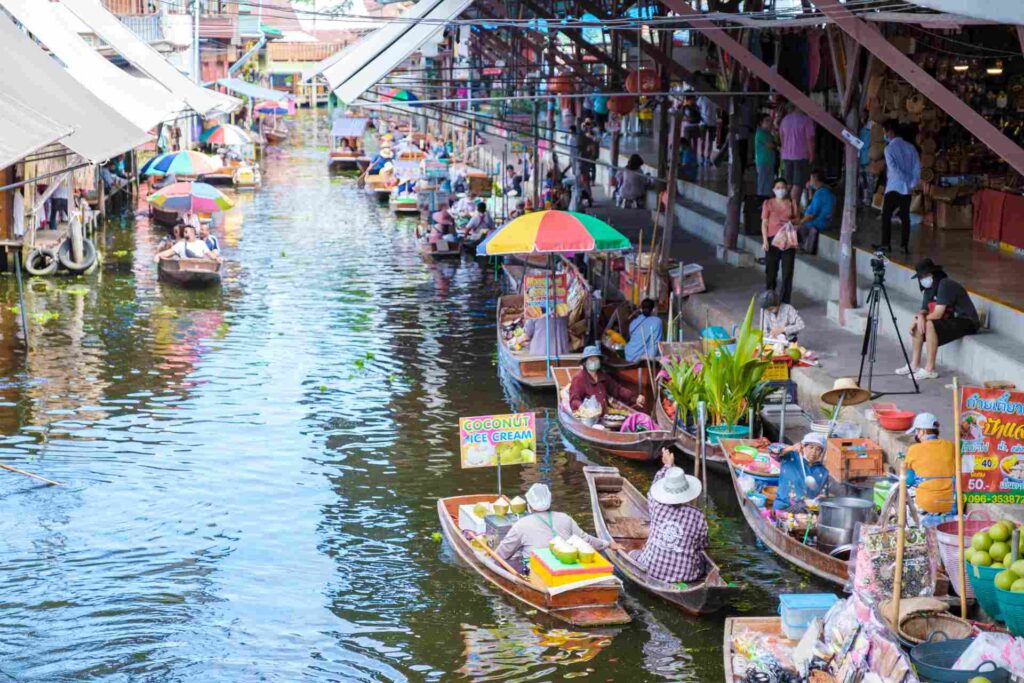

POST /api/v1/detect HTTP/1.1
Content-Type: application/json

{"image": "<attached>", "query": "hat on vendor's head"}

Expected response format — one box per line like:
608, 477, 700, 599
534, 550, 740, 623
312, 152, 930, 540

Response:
906, 412, 940, 434
911, 257, 943, 279
380, 148, 394, 159
581, 345, 602, 361
525, 483, 551, 512
820, 378, 870, 407
650, 467, 702, 506
801, 432, 828, 449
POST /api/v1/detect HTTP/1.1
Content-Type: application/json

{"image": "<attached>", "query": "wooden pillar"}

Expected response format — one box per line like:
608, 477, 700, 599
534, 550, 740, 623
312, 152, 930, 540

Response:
723, 95, 743, 250
610, 130, 621, 171
838, 105, 860, 318
532, 98, 541, 206
662, 113, 682, 260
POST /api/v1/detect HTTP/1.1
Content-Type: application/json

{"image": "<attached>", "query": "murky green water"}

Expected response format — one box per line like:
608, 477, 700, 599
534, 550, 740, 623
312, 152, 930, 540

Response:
0, 113, 830, 682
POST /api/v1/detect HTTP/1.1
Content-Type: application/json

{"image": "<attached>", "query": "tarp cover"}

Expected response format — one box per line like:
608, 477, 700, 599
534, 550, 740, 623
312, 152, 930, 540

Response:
0, 93, 73, 171
0, 16, 150, 163
59, 0, 239, 116
330, 117, 370, 138
0, 0, 187, 131
216, 78, 296, 102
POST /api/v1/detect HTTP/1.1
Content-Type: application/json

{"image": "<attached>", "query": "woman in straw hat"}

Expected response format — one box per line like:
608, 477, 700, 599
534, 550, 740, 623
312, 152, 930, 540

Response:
629, 449, 709, 583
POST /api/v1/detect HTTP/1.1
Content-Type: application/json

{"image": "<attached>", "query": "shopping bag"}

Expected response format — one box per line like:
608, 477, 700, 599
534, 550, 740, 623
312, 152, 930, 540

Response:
771, 221, 799, 251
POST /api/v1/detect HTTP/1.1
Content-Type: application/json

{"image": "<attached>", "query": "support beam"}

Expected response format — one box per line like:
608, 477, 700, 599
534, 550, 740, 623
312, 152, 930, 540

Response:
659, 0, 855, 147
516, 0, 626, 76
816, 0, 1024, 177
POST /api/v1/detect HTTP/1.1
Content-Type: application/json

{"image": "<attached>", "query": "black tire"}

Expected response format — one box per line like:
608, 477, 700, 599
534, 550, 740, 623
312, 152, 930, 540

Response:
57, 238, 97, 273
24, 248, 58, 276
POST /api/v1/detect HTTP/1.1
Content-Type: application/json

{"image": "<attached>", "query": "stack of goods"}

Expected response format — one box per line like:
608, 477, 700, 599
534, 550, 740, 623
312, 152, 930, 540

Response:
728, 623, 801, 683
500, 302, 526, 351
965, 519, 1024, 635
850, 524, 937, 605
530, 536, 613, 589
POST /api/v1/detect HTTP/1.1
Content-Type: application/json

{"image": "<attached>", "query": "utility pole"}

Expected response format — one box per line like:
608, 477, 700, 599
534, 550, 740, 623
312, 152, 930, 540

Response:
192, 0, 200, 84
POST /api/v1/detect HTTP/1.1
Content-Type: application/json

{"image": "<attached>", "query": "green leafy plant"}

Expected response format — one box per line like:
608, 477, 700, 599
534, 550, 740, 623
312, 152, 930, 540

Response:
699, 297, 771, 426
661, 356, 702, 428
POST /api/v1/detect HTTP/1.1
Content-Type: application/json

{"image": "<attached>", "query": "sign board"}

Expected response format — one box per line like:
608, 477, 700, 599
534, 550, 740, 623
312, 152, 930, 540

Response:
959, 387, 1024, 504
459, 413, 537, 469
841, 129, 865, 150
523, 273, 567, 315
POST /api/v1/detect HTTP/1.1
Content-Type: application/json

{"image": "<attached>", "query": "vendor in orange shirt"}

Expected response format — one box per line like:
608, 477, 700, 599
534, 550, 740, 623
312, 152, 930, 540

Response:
904, 412, 956, 525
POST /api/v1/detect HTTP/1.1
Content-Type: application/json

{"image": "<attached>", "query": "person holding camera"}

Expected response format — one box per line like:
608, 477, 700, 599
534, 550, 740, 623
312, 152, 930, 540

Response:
896, 258, 980, 380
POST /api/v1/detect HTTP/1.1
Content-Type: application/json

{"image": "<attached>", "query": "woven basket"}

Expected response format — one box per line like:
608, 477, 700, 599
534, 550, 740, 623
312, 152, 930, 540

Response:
899, 611, 974, 645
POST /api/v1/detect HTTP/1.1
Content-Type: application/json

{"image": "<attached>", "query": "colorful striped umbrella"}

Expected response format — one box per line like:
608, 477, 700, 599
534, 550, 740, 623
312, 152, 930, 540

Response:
381, 89, 419, 104
141, 150, 221, 177
476, 210, 630, 256
200, 123, 253, 146
147, 182, 234, 214
255, 100, 292, 115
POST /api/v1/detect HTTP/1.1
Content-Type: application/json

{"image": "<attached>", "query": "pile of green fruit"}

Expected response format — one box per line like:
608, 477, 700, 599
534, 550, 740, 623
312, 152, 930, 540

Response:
967, 520, 1024, 589
496, 440, 536, 465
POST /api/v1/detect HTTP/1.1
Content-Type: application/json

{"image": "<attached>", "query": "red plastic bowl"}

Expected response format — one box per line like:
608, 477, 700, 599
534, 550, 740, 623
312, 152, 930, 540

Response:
876, 409, 915, 431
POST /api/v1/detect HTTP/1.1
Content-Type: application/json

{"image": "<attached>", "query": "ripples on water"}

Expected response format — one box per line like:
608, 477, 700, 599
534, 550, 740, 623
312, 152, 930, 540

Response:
0, 114, 829, 681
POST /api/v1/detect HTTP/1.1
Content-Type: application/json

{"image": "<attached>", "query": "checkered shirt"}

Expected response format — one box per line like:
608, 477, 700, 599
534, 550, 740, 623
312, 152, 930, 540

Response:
629, 467, 709, 583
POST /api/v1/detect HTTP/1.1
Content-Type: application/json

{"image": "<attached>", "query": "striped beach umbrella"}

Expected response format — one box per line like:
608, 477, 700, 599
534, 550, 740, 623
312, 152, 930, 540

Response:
147, 182, 234, 214
141, 150, 220, 177
255, 100, 292, 116
476, 210, 630, 256
381, 89, 419, 104
200, 124, 253, 146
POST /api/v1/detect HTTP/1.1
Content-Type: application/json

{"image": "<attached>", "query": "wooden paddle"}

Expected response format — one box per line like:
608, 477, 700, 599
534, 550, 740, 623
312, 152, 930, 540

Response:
0, 463, 61, 486
472, 535, 521, 576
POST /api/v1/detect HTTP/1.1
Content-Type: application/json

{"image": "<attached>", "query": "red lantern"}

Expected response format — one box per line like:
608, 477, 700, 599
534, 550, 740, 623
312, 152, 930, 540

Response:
607, 95, 636, 115
549, 73, 573, 95
625, 69, 658, 94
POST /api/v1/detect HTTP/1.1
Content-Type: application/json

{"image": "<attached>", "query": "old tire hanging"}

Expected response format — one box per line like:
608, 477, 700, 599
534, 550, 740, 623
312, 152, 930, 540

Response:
25, 247, 58, 276
57, 238, 97, 273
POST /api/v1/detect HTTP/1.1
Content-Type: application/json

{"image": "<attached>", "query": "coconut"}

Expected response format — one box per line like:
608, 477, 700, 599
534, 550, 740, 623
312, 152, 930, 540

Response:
473, 502, 490, 518
510, 496, 527, 514
492, 499, 509, 516
569, 536, 596, 563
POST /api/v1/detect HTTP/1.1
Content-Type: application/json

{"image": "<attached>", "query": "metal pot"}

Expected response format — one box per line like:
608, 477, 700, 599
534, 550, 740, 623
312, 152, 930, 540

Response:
818, 497, 875, 531
830, 475, 895, 503
815, 522, 853, 550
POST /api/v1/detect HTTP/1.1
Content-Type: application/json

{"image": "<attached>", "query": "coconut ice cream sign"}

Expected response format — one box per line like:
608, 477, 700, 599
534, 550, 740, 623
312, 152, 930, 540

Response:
459, 413, 537, 469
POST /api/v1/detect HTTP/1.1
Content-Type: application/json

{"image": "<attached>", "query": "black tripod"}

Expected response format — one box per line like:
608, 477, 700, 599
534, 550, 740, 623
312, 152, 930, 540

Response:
857, 255, 920, 398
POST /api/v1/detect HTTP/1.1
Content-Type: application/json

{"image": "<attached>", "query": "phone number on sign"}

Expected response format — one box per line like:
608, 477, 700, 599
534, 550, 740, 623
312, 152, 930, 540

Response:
964, 493, 1024, 505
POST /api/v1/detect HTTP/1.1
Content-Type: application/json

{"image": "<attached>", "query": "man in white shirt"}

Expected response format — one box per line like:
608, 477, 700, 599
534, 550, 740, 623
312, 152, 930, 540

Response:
153, 225, 219, 262
11, 186, 25, 238
452, 192, 476, 217
49, 178, 70, 231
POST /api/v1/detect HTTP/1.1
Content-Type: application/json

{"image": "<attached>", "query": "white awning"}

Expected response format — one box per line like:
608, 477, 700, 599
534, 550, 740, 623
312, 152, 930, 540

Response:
0, 16, 150, 163
217, 78, 296, 102
330, 116, 370, 137
0, 93, 74, 171
312, 0, 449, 89
333, 0, 474, 106
0, 0, 188, 131
59, 0, 240, 117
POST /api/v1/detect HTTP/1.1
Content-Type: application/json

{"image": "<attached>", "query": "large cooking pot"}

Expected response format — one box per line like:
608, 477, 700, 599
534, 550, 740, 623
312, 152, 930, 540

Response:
818, 497, 875, 531
830, 475, 895, 503
815, 523, 853, 550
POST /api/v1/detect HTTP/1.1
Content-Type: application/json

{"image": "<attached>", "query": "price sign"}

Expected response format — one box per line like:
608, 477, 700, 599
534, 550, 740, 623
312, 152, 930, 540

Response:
959, 387, 1024, 503
523, 273, 567, 315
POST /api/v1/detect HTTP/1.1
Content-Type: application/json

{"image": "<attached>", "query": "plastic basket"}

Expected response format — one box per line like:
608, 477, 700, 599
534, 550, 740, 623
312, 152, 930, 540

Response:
995, 586, 1024, 636
909, 634, 1011, 683
706, 424, 748, 445
967, 563, 1003, 621
778, 593, 839, 640
935, 519, 996, 599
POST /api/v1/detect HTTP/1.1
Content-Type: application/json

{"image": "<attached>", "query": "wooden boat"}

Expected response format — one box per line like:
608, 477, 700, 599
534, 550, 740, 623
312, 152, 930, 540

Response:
328, 150, 369, 171
233, 165, 261, 189
496, 294, 581, 389
553, 367, 673, 461
437, 493, 631, 627
583, 465, 733, 614
723, 617, 791, 682
263, 127, 288, 144
157, 257, 222, 287
150, 205, 179, 227
390, 195, 420, 214
419, 238, 461, 261
652, 396, 729, 474
719, 438, 848, 586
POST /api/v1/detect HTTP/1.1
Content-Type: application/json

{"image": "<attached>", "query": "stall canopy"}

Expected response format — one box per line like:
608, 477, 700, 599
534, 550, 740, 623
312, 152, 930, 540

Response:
216, 78, 296, 102
0, 0, 188, 131
0, 93, 74, 171
314, 0, 473, 104
330, 116, 370, 138
58, 0, 239, 117
0, 16, 149, 163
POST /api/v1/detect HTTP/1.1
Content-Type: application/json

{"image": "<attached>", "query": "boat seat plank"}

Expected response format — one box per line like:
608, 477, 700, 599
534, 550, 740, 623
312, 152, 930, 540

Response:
606, 518, 650, 539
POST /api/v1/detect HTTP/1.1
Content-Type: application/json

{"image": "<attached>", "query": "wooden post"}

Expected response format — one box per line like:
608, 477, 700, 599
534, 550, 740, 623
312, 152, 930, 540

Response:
891, 460, 908, 627
952, 376, 967, 619
838, 105, 860, 318
723, 95, 743, 250
662, 113, 682, 261
656, 84, 670, 181
531, 97, 541, 207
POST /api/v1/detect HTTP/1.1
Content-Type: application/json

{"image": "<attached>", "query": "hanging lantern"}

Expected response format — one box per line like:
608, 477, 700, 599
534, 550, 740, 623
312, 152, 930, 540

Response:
549, 73, 573, 95
625, 69, 658, 94
607, 95, 636, 115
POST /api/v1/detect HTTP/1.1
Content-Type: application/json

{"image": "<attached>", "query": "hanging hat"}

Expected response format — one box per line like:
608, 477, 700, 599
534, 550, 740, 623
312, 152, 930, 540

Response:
525, 483, 551, 512
650, 467, 702, 505
820, 378, 870, 406
581, 345, 602, 361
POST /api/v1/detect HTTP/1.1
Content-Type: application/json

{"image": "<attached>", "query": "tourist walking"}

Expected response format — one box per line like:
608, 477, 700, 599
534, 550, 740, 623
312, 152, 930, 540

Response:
874, 119, 921, 255
761, 178, 799, 304
754, 114, 778, 197
778, 103, 815, 207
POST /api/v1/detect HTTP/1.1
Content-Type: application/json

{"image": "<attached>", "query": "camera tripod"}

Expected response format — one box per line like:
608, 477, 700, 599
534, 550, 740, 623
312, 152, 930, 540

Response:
857, 257, 920, 398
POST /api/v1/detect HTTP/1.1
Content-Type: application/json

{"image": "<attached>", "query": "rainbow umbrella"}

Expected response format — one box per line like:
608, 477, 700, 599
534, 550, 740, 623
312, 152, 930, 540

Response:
147, 182, 234, 214
476, 210, 630, 256
141, 150, 220, 177
382, 89, 419, 104
200, 123, 253, 146
255, 100, 291, 115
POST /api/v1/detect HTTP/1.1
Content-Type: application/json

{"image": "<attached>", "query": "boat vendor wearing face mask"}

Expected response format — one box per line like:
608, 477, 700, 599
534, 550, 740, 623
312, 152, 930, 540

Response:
903, 412, 956, 525
774, 433, 829, 512
568, 345, 645, 414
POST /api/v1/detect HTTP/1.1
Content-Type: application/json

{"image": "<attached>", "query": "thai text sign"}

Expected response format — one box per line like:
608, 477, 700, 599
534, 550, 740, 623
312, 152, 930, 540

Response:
460, 413, 537, 469
523, 273, 567, 312
960, 387, 1024, 504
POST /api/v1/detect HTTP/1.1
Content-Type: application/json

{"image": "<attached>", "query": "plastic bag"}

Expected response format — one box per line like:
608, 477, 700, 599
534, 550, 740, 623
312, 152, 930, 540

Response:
847, 523, 937, 604
953, 632, 1024, 676
771, 222, 799, 251
577, 396, 602, 419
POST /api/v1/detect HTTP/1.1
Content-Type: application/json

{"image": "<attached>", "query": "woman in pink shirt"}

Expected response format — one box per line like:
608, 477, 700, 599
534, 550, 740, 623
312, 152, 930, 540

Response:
761, 177, 798, 304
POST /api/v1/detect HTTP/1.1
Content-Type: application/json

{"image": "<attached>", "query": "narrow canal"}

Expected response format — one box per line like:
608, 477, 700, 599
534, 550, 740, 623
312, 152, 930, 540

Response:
0, 112, 828, 682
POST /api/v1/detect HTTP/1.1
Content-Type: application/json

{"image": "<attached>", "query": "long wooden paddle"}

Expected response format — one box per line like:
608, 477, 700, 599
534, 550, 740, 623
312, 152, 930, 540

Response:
472, 535, 521, 576
0, 463, 61, 486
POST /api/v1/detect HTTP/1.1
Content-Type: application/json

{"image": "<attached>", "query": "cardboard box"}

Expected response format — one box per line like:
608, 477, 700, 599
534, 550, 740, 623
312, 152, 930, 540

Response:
825, 438, 884, 480
935, 201, 973, 231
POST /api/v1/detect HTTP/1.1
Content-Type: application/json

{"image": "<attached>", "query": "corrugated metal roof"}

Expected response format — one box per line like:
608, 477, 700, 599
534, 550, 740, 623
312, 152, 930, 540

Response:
0, 93, 74, 171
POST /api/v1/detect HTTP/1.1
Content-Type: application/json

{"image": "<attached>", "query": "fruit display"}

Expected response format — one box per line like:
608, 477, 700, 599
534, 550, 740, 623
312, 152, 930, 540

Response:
970, 521, 1024, 569
492, 498, 509, 516
509, 496, 527, 514
549, 537, 578, 564
496, 439, 535, 464
602, 329, 626, 350
568, 535, 597, 564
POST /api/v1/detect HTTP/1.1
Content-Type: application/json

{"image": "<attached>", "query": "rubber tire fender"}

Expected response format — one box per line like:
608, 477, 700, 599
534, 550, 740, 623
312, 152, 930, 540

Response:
57, 238, 97, 273
24, 247, 59, 276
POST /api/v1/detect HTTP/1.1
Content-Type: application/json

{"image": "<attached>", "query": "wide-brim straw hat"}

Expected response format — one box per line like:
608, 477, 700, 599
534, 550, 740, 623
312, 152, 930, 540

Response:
650, 466, 702, 505
821, 378, 870, 406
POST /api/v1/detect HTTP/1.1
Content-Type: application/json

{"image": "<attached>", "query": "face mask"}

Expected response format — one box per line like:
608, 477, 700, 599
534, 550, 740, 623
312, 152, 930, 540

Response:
585, 359, 601, 372
773, 188, 787, 199
919, 276, 933, 289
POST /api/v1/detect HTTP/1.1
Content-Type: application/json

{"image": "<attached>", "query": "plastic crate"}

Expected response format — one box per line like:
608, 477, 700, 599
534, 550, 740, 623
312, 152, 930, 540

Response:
779, 593, 839, 640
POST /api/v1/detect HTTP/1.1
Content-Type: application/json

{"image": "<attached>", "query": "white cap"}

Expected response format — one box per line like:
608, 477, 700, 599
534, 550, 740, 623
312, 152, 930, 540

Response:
906, 412, 940, 434
801, 433, 827, 449
525, 483, 551, 512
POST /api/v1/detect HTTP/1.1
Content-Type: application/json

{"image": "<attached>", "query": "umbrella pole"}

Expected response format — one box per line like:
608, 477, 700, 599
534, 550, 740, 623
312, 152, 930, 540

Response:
544, 254, 552, 379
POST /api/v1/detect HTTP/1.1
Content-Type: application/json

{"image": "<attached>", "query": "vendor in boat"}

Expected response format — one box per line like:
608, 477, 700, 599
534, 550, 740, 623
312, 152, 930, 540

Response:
624, 298, 663, 362
428, 203, 457, 243
452, 192, 476, 217
629, 449, 709, 583
569, 346, 645, 413
773, 433, 829, 513
904, 412, 955, 525
365, 147, 393, 176
522, 306, 571, 357
153, 225, 220, 263
760, 289, 805, 344
462, 202, 495, 242
496, 482, 621, 572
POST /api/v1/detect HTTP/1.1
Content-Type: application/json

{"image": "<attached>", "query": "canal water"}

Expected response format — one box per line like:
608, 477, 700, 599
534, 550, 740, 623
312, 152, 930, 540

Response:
0, 113, 828, 682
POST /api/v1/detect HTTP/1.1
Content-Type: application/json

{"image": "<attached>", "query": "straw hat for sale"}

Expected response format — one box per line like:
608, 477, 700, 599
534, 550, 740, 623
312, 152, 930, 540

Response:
820, 378, 870, 407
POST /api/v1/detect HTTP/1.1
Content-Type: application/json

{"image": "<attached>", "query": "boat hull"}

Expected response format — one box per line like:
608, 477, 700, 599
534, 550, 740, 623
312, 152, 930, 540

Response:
496, 295, 581, 389
652, 398, 729, 474
158, 257, 222, 288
